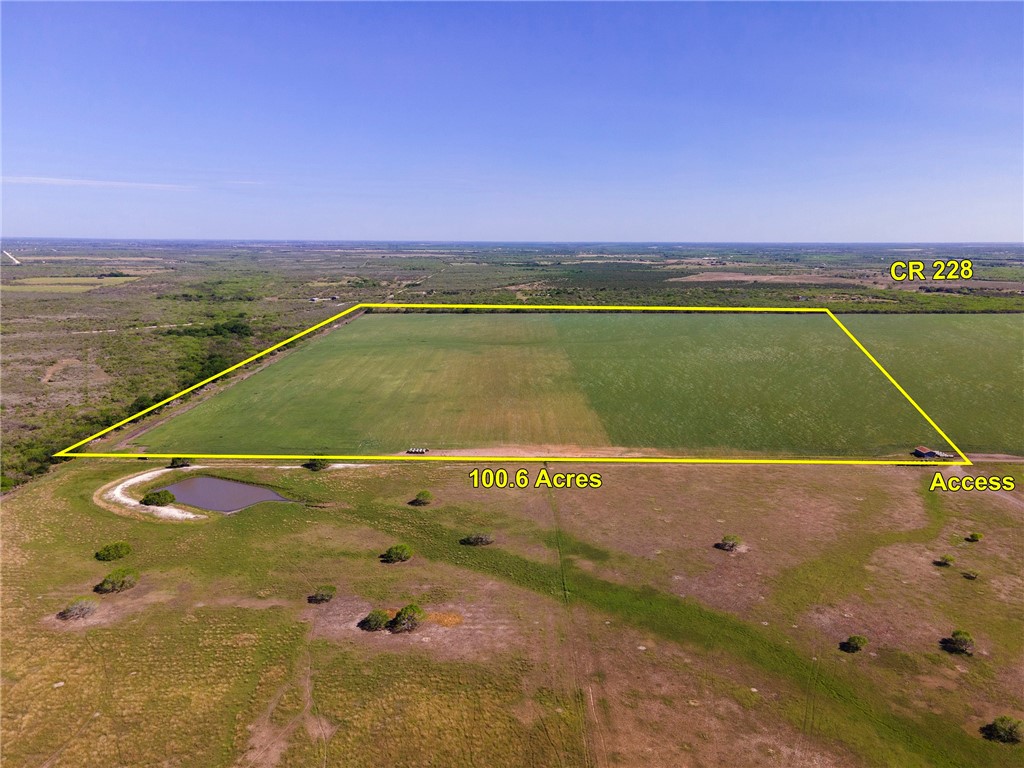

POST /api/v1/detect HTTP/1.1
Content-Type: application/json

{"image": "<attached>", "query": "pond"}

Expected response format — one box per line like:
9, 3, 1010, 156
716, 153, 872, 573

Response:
158, 476, 290, 513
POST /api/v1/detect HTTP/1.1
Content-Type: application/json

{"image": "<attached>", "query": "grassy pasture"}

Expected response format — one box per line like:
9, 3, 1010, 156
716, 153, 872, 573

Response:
0, 461, 588, 767
132, 312, 954, 459
3, 459, 1020, 766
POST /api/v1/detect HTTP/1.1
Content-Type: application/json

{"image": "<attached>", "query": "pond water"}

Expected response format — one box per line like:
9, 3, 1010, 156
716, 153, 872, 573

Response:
158, 476, 290, 513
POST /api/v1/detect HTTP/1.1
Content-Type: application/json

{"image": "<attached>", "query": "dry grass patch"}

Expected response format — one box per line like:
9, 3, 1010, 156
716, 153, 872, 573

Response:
569, 608, 860, 768
428, 611, 464, 627
550, 464, 927, 617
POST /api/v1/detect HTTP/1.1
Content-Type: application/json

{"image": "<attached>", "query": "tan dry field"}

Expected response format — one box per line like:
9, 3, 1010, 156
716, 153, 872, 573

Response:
664, 270, 1020, 291
666, 271, 871, 285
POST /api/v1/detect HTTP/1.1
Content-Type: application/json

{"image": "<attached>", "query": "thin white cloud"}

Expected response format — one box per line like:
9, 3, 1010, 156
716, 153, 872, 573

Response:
2, 176, 194, 191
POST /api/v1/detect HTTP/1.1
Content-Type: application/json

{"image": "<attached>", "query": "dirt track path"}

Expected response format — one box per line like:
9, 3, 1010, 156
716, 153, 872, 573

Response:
947, 464, 1024, 511
12, 322, 202, 339
40, 358, 79, 383
965, 453, 1024, 464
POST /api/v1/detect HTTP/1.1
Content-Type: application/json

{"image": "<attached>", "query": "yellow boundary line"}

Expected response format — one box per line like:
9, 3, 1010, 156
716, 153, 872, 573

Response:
54, 302, 971, 467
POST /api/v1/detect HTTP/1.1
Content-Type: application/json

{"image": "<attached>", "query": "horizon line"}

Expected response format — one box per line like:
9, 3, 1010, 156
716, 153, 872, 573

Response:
3, 236, 1022, 247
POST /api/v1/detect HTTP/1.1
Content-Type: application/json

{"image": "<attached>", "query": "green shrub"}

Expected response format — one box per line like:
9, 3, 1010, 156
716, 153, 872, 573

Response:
715, 534, 741, 552
981, 715, 1024, 744
942, 629, 975, 655
380, 544, 413, 563
358, 609, 390, 632
388, 603, 425, 633
95, 541, 132, 561
57, 597, 98, 621
95, 567, 139, 594
966, 532, 983, 542
409, 490, 433, 506
303, 458, 331, 472
840, 634, 868, 653
459, 533, 494, 546
308, 585, 337, 604
168, 457, 191, 468
141, 489, 175, 506
935, 554, 955, 567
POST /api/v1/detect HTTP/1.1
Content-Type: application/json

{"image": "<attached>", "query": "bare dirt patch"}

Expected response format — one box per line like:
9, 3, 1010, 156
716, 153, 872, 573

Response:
40, 582, 176, 631
286, 522, 393, 554
571, 608, 858, 768
550, 464, 928, 616
305, 577, 557, 664
194, 595, 293, 611
502, 280, 554, 300
802, 587, 946, 654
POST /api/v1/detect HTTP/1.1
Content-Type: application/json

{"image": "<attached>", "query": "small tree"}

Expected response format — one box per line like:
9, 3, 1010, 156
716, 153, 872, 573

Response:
966, 532, 983, 543
168, 457, 191, 468
460, 533, 494, 546
388, 603, 425, 633
308, 585, 337, 604
141, 489, 175, 506
303, 458, 331, 472
57, 597, 98, 621
95, 567, 139, 594
963, 570, 980, 581
409, 490, 433, 507
840, 634, 869, 653
981, 715, 1024, 744
715, 535, 741, 552
942, 629, 975, 655
358, 609, 390, 631
935, 554, 955, 568
95, 541, 132, 561
380, 544, 413, 563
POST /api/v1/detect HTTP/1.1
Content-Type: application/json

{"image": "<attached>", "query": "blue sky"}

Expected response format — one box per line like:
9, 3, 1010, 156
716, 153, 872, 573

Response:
3, 2, 1022, 241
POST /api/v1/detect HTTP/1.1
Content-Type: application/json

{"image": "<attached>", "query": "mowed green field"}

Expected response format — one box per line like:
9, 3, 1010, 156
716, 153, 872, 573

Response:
133, 312, 960, 458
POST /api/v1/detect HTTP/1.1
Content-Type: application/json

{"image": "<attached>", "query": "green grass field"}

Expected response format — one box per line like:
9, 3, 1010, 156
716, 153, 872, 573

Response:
131, 312, 956, 459
839, 314, 1024, 455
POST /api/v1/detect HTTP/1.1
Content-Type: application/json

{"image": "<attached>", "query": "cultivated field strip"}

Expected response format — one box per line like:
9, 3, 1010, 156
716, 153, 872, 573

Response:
126, 311, 958, 461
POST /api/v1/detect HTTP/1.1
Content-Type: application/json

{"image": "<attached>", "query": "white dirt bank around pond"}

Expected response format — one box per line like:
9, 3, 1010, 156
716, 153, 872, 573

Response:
103, 467, 207, 520
98, 463, 369, 521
